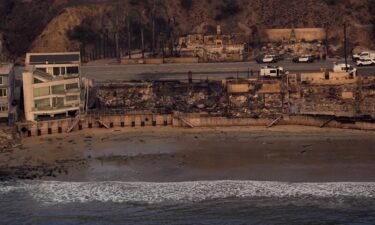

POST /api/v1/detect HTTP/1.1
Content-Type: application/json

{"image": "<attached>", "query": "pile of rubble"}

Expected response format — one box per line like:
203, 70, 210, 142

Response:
227, 81, 285, 118
300, 85, 357, 116
94, 79, 286, 117
95, 81, 229, 115
360, 77, 375, 118
96, 83, 154, 111
93, 74, 375, 119
261, 40, 326, 59
0, 128, 17, 153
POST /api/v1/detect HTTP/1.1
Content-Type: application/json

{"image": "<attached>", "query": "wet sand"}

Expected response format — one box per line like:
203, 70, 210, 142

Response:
1, 126, 375, 182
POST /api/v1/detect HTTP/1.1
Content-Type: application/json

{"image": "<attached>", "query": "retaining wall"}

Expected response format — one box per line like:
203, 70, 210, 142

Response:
17, 114, 173, 138
265, 28, 326, 42
17, 113, 375, 138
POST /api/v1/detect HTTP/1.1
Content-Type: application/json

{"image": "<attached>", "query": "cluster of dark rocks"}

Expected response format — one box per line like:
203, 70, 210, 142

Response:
0, 159, 87, 181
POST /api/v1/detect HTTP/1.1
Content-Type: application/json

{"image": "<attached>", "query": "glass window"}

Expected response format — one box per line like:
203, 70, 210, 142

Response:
35, 98, 50, 108
61, 67, 66, 75
53, 67, 60, 76
34, 87, 50, 97
0, 88, 7, 97
52, 85, 65, 94
66, 95, 78, 101
0, 105, 8, 112
0, 77, 3, 85
52, 98, 64, 107
67, 67, 79, 74
66, 83, 79, 90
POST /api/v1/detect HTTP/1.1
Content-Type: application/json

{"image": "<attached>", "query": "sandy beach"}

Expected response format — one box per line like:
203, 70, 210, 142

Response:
1, 126, 375, 182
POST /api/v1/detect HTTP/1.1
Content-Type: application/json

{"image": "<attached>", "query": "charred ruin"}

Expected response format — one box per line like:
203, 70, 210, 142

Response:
93, 72, 375, 120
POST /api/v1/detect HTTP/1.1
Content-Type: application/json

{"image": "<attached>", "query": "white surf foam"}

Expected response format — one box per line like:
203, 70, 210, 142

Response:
2, 180, 375, 204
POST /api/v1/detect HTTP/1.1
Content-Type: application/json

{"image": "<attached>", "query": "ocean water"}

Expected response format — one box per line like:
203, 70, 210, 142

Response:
1, 180, 375, 225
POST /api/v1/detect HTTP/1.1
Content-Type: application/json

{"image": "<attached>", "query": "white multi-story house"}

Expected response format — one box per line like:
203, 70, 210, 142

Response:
22, 52, 85, 121
0, 63, 15, 125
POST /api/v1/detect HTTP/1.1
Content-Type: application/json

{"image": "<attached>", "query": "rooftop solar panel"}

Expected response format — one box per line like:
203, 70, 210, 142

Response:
29, 54, 80, 64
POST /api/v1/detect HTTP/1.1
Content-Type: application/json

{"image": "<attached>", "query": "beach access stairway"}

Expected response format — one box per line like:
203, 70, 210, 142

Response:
267, 115, 283, 128
175, 115, 195, 128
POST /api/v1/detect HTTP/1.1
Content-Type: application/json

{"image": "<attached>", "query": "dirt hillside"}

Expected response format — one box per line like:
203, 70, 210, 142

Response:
0, 0, 374, 59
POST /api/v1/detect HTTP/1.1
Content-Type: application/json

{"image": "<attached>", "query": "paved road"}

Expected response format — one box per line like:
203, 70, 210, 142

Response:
82, 60, 375, 81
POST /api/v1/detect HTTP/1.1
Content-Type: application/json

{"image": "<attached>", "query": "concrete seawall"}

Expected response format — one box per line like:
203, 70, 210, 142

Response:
17, 114, 173, 138
17, 113, 375, 138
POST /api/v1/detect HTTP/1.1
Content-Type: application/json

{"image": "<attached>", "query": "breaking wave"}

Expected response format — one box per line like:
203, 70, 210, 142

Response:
1, 180, 375, 205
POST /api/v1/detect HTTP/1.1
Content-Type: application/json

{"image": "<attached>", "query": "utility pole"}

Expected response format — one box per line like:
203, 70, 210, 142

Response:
152, 0, 156, 55
127, 11, 132, 59
324, 23, 329, 60
161, 33, 165, 62
141, 10, 146, 59
141, 27, 145, 59
115, 10, 121, 63
344, 22, 348, 71
168, 18, 176, 56
115, 32, 120, 63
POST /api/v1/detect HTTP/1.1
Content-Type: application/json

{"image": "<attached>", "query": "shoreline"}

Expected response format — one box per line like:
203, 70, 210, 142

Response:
1, 125, 375, 183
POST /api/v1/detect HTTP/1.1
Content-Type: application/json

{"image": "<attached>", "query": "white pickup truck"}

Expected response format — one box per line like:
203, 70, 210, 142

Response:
260, 66, 287, 78
356, 58, 375, 67
352, 51, 375, 61
292, 54, 314, 63
256, 54, 278, 63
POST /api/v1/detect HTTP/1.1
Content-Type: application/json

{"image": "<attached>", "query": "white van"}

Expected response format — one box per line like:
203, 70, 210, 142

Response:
333, 63, 356, 73
260, 66, 286, 78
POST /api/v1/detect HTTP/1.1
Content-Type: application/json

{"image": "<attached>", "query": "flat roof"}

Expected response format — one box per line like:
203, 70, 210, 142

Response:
0, 63, 13, 75
26, 52, 80, 65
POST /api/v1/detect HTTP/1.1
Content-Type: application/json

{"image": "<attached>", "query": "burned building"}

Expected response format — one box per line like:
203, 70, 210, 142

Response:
95, 80, 226, 115
296, 72, 358, 117
96, 82, 154, 112
359, 77, 375, 118
178, 26, 246, 62
92, 69, 375, 122
93, 77, 288, 119
225, 79, 286, 118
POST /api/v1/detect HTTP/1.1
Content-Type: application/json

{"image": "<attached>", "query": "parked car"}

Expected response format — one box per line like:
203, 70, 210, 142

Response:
256, 54, 278, 63
292, 54, 314, 63
352, 51, 375, 61
356, 58, 375, 67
